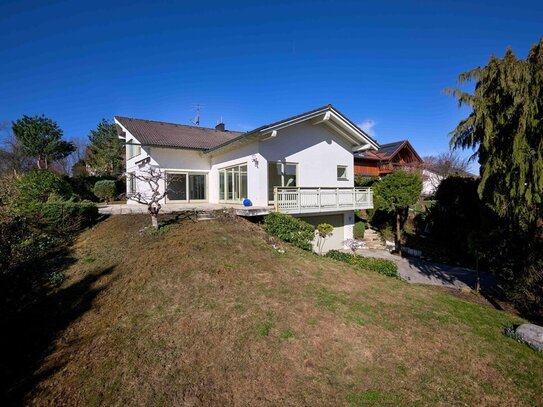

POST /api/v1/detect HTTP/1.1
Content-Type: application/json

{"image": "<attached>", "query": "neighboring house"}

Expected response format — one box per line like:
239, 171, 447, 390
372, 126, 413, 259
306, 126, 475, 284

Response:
114, 105, 378, 251
354, 140, 423, 177
421, 169, 443, 197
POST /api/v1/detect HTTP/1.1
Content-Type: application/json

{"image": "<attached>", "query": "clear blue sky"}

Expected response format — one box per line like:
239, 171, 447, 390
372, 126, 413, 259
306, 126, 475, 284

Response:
1, 0, 541, 167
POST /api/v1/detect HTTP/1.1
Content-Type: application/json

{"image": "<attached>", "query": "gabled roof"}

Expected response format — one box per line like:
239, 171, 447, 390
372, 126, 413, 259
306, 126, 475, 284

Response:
354, 140, 422, 162
115, 105, 379, 153
206, 104, 380, 154
114, 116, 242, 150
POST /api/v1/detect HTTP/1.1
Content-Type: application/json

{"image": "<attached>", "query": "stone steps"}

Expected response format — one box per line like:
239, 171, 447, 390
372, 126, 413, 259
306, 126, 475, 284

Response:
197, 210, 217, 221
362, 228, 387, 250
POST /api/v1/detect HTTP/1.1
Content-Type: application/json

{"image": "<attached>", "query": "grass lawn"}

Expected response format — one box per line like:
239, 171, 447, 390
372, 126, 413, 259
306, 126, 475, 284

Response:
7, 214, 543, 406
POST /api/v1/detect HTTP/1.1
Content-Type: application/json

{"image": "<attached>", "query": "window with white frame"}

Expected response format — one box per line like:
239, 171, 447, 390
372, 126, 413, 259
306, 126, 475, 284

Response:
127, 141, 141, 159
337, 165, 348, 181
268, 162, 298, 201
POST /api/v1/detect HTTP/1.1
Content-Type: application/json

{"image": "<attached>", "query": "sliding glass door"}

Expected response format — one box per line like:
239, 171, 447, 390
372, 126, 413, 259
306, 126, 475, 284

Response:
166, 172, 207, 202
268, 162, 297, 202
219, 164, 247, 203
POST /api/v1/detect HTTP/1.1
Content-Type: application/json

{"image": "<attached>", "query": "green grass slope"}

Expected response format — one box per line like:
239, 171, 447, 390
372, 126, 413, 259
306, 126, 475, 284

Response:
25, 215, 543, 406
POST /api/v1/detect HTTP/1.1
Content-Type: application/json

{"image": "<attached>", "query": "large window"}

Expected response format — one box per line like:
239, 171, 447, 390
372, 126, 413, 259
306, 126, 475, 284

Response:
219, 164, 247, 203
268, 162, 297, 201
166, 172, 207, 202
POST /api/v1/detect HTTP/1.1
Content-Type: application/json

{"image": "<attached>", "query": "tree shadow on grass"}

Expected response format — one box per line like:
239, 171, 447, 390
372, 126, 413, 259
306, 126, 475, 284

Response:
404, 256, 509, 312
0, 248, 116, 406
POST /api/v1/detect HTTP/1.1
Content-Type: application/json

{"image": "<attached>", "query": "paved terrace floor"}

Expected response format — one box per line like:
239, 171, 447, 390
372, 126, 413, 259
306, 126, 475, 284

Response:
98, 203, 272, 216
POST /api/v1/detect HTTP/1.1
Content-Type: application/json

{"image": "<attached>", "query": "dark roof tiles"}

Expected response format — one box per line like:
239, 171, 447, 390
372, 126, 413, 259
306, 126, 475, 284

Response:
115, 116, 243, 150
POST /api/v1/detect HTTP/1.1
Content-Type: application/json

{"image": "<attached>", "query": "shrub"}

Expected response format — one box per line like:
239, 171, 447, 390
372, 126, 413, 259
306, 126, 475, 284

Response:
21, 199, 99, 234
353, 221, 365, 239
17, 169, 72, 206
263, 212, 315, 251
325, 250, 353, 262
325, 250, 398, 278
40, 200, 98, 233
355, 175, 380, 187
316, 223, 334, 255
93, 180, 116, 202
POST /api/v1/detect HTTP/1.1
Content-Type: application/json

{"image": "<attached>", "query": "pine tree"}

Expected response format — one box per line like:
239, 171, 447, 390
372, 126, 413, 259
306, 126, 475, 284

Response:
446, 39, 543, 231
12, 115, 75, 170
87, 119, 124, 176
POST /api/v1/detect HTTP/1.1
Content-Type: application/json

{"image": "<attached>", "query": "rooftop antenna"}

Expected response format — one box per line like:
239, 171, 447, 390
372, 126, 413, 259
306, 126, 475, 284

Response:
191, 103, 204, 126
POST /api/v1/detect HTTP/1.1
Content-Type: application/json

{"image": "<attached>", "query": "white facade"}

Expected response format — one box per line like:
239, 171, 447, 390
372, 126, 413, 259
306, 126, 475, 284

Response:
422, 169, 443, 196
116, 106, 377, 251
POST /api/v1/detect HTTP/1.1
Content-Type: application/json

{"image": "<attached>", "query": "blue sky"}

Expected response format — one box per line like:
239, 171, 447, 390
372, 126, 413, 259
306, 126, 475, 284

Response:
1, 0, 541, 168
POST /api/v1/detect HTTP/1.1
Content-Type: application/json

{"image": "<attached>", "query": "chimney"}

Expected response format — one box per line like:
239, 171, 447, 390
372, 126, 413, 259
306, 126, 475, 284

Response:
215, 122, 225, 131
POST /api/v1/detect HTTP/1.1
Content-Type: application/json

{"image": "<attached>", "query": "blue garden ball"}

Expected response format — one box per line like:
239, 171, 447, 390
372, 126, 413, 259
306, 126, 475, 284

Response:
243, 198, 252, 207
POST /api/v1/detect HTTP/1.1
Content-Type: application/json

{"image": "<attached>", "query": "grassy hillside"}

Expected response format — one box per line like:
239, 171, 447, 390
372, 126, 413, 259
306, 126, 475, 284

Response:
9, 214, 543, 406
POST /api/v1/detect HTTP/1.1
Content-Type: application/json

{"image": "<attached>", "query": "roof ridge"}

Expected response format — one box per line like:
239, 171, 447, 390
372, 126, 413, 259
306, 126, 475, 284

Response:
114, 115, 242, 133
379, 140, 407, 147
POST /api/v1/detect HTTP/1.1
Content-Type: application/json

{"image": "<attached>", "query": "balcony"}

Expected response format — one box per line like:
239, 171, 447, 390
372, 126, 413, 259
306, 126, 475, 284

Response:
274, 187, 373, 214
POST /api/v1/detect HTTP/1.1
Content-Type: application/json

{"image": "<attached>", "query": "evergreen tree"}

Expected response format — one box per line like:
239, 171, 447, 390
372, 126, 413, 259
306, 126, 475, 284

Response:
87, 119, 124, 176
374, 171, 422, 251
446, 39, 543, 231
12, 115, 75, 170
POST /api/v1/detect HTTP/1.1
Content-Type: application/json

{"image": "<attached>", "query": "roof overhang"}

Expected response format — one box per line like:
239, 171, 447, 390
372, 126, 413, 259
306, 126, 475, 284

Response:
258, 106, 379, 150
205, 105, 380, 156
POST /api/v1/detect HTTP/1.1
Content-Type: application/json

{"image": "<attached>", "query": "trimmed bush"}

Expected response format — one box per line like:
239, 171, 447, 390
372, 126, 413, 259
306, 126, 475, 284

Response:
69, 175, 124, 201
263, 212, 315, 251
94, 180, 116, 202
353, 221, 365, 239
325, 250, 398, 278
17, 169, 72, 206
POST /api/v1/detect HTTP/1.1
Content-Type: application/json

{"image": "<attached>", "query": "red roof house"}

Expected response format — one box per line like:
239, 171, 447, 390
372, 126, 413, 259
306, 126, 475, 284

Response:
354, 140, 423, 177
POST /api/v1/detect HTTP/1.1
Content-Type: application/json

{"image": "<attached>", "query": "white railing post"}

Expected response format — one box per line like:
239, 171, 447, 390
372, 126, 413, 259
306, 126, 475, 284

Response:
274, 186, 278, 211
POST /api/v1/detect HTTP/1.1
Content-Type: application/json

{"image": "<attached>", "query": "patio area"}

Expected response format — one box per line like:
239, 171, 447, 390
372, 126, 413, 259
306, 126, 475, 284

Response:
98, 203, 272, 217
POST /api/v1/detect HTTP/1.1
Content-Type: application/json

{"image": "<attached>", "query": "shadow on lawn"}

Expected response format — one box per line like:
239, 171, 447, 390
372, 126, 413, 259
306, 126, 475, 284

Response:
404, 256, 508, 311
0, 248, 115, 406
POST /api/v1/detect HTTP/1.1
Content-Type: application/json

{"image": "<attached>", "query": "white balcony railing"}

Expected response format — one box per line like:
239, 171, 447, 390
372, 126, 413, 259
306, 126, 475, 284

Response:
274, 187, 373, 214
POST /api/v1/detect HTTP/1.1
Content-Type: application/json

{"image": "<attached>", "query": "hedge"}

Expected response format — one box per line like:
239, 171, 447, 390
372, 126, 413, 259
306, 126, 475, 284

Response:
24, 200, 99, 234
17, 169, 73, 205
263, 212, 315, 251
325, 250, 398, 278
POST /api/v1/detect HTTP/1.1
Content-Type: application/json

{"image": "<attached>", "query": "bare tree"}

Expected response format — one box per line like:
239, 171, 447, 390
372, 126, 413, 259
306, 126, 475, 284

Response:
0, 121, 33, 175
56, 136, 88, 175
128, 165, 168, 229
423, 151, 470, 178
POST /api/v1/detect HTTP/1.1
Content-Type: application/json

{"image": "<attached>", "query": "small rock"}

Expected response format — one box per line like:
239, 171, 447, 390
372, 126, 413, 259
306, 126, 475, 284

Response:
515, 323, 543, 351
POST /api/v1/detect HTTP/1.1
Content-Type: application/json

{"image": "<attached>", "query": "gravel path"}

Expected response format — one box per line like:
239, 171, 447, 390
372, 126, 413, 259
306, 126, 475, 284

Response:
357, 248, 496, 290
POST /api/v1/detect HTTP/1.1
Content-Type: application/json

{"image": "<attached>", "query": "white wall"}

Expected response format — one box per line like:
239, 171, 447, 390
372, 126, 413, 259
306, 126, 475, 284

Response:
120, 122, 212, 205
208, 142, 265, 205
422, 169, 443, 196
259, 122, 355, 188
122, 119, 359, 209
300, 211, 354, 252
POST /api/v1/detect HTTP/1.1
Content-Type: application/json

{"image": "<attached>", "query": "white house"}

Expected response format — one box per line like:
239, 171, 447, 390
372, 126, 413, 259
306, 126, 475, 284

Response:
422, 169, 444, 196
115, 105, 379, 251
